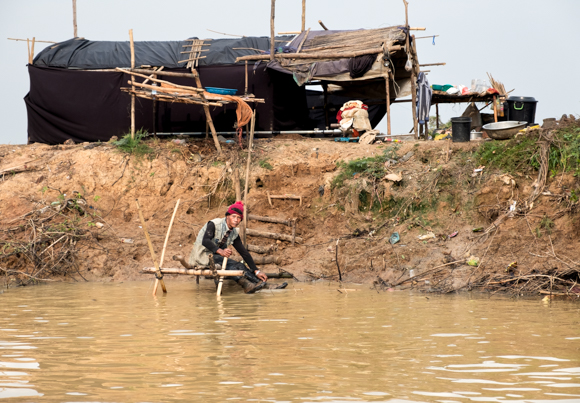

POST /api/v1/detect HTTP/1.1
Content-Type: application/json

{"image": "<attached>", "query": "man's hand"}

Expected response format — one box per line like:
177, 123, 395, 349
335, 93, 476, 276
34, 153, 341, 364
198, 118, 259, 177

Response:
216, 248, 232, 258
255, 270, 268, 282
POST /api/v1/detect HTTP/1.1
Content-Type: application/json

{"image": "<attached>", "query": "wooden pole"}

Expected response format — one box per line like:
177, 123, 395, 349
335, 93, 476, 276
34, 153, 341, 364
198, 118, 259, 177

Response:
72, 0, 78, 38
385, 74, 391, 135
493, 95, 498, 123
217, 258, 226, 296
234, 168, 245, 243
30, 37, 35, 64
436, 103, 440, 129
26, 38, 31, 64
318, 20, 328, 30
270, 0, 276, 61
191, 68, 223, 155
153, 199, 180, 295
301, 0, 306, 32
402, 1, 419, 138
135, 199, 167, 294
244, 60, 248, 95
242, 111, 256, 248
129, 29, 135, 140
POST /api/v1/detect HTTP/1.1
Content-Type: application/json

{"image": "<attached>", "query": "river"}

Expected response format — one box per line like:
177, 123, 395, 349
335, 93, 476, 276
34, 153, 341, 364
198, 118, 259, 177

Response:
1, 280, 579, 402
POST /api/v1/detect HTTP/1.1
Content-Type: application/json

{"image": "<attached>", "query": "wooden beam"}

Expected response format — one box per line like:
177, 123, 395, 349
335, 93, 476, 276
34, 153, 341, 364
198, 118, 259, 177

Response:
419, 62, 446, 67
248, 214, 292, 226
235, 46, 399, 62
8, 37, 56, 44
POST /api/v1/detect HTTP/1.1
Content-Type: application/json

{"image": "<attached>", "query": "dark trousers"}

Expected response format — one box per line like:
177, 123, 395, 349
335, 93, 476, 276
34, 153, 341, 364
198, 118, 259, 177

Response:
213, 255, 259, 283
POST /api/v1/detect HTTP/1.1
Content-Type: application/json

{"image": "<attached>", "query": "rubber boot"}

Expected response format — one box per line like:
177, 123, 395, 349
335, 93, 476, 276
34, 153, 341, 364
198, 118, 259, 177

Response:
264, 282, 288, 290
236, 277, 266, 294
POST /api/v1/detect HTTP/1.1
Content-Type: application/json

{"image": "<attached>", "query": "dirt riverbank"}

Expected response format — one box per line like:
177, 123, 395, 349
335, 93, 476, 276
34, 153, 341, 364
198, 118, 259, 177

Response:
1, 119, 579, 298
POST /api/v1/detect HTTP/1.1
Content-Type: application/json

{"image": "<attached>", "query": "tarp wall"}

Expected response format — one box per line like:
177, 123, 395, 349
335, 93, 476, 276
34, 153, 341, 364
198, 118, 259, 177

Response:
25, 65, 312, 144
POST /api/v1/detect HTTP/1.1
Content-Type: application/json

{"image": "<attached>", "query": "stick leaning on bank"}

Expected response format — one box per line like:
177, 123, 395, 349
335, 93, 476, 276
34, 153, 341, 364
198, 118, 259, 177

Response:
154, 199, 180, 295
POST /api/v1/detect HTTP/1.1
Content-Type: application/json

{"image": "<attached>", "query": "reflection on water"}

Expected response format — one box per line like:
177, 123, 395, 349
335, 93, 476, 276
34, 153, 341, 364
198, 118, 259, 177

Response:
0, 281, 579, 402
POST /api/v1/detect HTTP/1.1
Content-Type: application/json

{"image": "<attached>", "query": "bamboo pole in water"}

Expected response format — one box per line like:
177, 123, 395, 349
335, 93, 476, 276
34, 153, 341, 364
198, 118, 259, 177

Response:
135, 199, 167, 293
153, 199, 180, 296
217, 257, 227, 296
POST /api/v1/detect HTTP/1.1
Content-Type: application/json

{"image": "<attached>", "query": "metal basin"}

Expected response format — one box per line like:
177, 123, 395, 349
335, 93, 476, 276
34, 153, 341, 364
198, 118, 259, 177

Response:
482, 121, 527, 140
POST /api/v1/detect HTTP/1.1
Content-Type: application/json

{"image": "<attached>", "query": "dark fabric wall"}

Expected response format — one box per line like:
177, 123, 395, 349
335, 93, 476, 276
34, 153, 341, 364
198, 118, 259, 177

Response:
25, 65, 311, 144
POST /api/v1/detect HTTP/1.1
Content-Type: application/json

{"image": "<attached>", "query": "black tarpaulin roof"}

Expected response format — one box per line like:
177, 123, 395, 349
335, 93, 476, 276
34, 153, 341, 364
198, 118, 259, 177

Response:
32, 36, 293, 69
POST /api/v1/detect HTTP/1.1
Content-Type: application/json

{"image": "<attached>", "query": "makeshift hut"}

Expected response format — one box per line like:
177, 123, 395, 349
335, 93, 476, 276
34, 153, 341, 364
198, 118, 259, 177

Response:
25, 25, 417, 145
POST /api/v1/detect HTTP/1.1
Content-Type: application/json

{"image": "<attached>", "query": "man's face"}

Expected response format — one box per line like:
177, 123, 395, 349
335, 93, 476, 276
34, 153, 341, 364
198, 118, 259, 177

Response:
226, 213, 242, 229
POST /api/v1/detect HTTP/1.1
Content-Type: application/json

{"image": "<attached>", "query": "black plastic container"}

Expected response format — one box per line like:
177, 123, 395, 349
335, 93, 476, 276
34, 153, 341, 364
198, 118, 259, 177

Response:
451, 117, 472, 142
507, 96, 537, 126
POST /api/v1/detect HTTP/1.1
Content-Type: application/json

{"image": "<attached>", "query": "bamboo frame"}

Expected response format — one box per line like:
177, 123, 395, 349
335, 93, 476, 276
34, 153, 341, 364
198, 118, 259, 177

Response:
191, 68, 223, 155
235, 46, 400, 63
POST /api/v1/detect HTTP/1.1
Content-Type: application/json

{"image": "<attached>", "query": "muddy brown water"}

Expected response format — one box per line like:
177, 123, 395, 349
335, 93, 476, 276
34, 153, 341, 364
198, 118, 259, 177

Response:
1, 281, 579, 402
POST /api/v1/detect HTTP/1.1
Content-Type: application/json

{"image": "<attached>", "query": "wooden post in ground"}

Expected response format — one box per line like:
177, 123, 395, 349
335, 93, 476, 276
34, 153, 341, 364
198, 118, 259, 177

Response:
270, 0, 276, 61
385, 73, 391, 135
72, 0, 78, 37
493, 95, 498, 123
135, 199, 167, 294
129, 29, 135, 140
153, 199, 180, 295
301, 0, 306, 32
436, 103, 440, 129
190, 68, 222, 155
242, 111, 256, 248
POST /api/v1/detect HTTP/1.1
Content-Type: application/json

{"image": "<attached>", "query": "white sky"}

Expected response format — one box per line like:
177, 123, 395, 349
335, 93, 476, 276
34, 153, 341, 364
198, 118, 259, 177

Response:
1, 0, 579, 145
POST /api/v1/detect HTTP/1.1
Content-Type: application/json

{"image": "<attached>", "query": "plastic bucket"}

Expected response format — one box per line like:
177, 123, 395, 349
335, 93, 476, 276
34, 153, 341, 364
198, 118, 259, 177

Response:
451, 117, 472, 142
507, 96, 537, 126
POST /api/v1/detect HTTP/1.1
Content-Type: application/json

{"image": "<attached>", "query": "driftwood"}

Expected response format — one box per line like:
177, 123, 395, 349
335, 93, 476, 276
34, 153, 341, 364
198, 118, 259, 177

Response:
253, 255, 281, 265
246, 228, 303, 244
248, 214, 292, 226
247, 244, 275, 254
267, 193, 302, 206
0, 161, 40, 176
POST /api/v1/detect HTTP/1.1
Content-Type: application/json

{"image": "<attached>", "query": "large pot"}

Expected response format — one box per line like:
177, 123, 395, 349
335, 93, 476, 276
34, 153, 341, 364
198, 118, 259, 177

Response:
482, 121, 527, 140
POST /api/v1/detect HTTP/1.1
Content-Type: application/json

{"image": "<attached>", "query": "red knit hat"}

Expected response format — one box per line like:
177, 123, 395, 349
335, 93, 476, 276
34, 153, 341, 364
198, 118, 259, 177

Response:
226, 201, 244, 219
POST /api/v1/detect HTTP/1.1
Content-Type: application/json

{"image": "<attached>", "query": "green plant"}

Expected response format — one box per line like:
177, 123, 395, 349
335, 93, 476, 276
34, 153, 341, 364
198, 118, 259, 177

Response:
113, 129, 154, 157
93, 195, 101, 203
259, 158, 273, 170
331, 145, 400, 190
